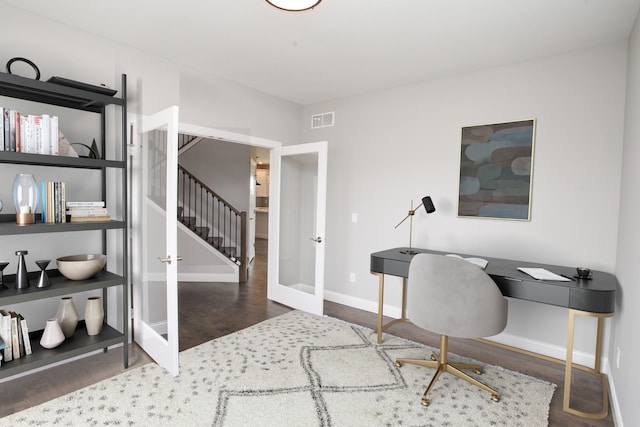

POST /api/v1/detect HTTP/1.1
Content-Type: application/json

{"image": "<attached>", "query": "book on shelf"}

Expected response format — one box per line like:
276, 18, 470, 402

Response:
10, 312, 20, 360
14, 312, 26, 358
0, 310, 32, 364
40, 114, 51, 155
19, 314, 32, 355
0, 107, 4, 151
0, 310, 12, 362
8, 109, 17, 152
69, 215, 111, 223
50, 116, 59, 155
66, 201, 105, 208
67, 201, 110, 222
40, 181, 66, 224
3, 108, 9, 151
67, 207, 109, 217
0, 104, 60, 155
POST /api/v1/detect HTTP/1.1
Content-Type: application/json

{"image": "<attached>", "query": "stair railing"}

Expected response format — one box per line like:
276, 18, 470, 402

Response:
178, 133, 197, 151
178, 165, 248, 282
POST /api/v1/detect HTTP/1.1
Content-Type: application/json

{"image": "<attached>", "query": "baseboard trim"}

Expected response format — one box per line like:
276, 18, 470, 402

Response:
323, 289, 599, 368
178, 273, 238, 282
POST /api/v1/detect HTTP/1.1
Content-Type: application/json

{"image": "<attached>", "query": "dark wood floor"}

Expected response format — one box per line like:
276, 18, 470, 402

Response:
0, 239, 614, 426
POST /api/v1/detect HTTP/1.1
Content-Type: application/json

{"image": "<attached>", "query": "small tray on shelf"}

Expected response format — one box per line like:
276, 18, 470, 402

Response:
47, 76, 118, 96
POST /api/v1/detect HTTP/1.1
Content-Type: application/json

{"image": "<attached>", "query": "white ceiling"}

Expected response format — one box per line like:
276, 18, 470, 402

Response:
5, 0, 640, 105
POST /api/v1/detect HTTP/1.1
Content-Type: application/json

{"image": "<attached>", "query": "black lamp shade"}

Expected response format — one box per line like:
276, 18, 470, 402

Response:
422, 196, 435, 214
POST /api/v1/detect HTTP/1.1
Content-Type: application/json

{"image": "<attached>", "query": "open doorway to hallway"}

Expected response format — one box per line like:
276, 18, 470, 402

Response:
178, 238, 286, 351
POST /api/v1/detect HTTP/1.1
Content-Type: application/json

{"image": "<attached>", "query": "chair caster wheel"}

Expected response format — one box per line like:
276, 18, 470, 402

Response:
474, 368, 482, 375
491, 394, 500, 402
421, 398, 430, 406
395, 361, 402, 367
430, 353, 437, 361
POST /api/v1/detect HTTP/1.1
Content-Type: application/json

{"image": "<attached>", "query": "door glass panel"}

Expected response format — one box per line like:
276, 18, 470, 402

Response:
141, 129, 169, 342
278, 152, 318, 295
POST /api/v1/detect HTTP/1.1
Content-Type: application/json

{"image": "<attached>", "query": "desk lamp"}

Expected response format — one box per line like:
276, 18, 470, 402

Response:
394, 196, 435, 255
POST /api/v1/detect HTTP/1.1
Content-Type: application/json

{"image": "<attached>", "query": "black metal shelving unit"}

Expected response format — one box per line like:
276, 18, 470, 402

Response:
0, 71, 129, 378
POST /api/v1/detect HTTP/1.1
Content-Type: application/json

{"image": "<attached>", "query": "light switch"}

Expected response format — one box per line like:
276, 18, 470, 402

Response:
351, 213, 358, 223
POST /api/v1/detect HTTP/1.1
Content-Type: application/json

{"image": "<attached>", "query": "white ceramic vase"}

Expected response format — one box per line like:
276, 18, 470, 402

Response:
55, 297, 79, 338
40, 318, 65, 349
85, 296, 104, 336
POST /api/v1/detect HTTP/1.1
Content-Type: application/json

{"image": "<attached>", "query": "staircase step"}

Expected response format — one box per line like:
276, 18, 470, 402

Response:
206, 236, 223, 247
221, 247, 237, 257
181, 216, 197, 228
194, 226, 209, 237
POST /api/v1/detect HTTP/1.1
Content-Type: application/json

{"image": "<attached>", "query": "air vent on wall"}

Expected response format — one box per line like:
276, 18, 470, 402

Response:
311, 112, 335, 129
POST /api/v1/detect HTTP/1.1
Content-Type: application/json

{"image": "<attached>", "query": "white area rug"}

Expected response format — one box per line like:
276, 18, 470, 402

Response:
2, 311, 555, 426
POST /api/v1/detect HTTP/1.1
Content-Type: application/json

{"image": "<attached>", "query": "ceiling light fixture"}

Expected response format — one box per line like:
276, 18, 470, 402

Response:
265, 0, 322, 12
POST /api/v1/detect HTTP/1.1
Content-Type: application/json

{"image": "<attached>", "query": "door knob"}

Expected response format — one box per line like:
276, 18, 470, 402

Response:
158, 255, 184, 264
310, 237, 323, 243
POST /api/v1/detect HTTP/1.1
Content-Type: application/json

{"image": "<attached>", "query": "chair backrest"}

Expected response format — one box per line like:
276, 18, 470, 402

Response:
407, 253, 508, 339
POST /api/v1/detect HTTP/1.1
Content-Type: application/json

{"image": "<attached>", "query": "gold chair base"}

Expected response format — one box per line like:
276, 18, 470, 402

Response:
396, 335, 500, 406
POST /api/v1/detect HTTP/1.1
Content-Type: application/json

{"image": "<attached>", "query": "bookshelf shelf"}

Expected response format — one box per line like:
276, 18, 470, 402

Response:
0, 215, 124, 235
0, 151, 124, 169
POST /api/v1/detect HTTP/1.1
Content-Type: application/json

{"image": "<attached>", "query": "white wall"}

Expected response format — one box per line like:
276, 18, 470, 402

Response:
303, 43, 627, 364
611, 11, 640, 426
178, 69, 303, 145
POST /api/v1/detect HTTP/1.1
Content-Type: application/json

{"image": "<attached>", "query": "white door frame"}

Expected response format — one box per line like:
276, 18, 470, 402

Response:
176, 124, 328, 316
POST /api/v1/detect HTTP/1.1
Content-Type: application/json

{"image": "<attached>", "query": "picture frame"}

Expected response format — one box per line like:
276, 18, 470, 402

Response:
457, 119, 536, 220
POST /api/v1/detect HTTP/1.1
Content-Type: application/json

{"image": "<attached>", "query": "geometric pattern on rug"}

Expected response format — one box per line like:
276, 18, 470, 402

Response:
1, 311, 556, 427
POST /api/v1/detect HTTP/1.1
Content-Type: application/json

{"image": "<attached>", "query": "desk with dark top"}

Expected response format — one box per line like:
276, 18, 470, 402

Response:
370, 247, 617, 419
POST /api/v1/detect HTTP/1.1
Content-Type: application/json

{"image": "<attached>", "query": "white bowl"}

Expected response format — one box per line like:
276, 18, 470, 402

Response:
56, 254, 107, 280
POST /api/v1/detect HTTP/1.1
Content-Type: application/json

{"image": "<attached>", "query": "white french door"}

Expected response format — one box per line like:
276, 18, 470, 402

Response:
133, 106, 180, 376
267, 141, 327, 315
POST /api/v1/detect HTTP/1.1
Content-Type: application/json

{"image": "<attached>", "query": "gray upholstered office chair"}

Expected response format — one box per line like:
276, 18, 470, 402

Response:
395, 253, 508, 406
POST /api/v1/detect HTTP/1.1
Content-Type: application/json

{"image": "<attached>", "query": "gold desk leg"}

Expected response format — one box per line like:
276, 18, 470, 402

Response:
400, 277, 408, 320
371, 272, 410, 344
373, 272, 385, 344
563, 309, 613, 419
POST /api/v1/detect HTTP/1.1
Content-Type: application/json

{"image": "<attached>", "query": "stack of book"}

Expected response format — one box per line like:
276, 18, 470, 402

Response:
0, 309, 32, 365
66, 201, 110, 223
41, 181, 66, 224
1, 107, 59, 155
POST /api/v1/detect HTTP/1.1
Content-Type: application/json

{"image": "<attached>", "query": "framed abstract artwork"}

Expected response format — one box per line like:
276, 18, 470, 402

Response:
457, 119, 536, 220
